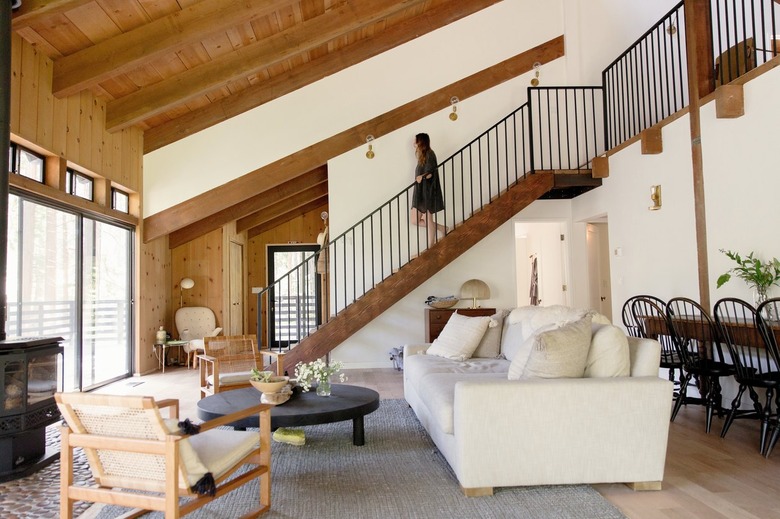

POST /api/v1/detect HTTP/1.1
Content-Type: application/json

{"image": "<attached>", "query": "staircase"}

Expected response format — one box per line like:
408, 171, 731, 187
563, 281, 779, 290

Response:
261, 0, 779, 373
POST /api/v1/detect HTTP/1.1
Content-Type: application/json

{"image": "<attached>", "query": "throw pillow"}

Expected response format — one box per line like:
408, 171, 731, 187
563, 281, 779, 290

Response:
522, 315, 593, 379
472, 310, 508, 358
507, 322, 558, 379
427, 312, 493, 361
584, 323, 630, 377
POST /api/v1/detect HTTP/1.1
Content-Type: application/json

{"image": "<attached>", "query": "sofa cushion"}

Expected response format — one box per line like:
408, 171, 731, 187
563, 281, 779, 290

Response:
501, 305, 588, 360
416, 372, 507, 434
584, 323, 630, 377
427, 313, 493, 361
472, 310, 508, 358
522, 315, 593, 378
506, 322, 558, 379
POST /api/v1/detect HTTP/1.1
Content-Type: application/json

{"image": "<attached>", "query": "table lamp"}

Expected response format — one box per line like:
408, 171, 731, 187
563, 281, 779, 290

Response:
460, 279, 490, 309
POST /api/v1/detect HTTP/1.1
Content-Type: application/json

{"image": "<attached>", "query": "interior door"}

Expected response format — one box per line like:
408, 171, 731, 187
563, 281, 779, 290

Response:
228, 241, 244, 335
267, 244, 321, 349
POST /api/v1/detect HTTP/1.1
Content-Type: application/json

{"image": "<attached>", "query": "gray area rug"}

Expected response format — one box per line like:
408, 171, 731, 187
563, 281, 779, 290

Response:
92, 399, 626, 518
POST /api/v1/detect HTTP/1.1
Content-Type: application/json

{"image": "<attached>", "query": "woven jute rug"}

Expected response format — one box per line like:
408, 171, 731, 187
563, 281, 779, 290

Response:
86, 398, 626, 519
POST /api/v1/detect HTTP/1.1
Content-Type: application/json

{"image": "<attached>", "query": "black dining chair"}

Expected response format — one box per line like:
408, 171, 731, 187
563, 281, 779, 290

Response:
714, 297, 780, 454
666, 297, 735, 433
629, 296, 681, 394
755, 298, 780, 457
622, 295, 666, 338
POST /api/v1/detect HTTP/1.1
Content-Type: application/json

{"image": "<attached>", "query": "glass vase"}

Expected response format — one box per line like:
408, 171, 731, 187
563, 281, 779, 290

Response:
754, 286, 769, 309
316, 377, 332, 397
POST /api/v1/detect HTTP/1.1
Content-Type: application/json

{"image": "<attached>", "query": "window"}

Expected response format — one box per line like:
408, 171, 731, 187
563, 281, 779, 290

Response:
10, 144, 44, 182
112, 188, 129, 213
66, 168, 94, 201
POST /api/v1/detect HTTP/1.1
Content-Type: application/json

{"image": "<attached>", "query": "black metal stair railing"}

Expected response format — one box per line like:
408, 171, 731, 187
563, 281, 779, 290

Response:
256, 85, 606, 349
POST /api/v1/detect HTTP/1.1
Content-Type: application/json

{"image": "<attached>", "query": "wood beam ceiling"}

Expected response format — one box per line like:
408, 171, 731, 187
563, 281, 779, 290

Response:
247, 197, 329, 239
167, 165, 327, 249
105, 0, 429, 132
142, 0, 501, 153
52, 0, 293, 98
143, 35, 565, 243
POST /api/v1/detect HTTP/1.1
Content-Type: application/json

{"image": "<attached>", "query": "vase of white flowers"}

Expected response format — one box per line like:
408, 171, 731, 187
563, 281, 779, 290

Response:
294, 359, 347, 397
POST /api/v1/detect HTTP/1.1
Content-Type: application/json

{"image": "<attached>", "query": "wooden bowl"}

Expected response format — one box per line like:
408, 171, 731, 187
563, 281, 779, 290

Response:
250, 376, 290, 394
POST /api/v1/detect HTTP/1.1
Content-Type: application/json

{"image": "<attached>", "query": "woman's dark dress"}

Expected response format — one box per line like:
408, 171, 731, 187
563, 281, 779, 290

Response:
411, 149, 444, 213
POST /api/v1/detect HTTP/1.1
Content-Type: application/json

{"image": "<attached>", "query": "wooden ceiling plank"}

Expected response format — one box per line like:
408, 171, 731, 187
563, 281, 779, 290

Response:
167, 166, 328, 248
143, 35, 565, 242
247, 197, 329, 239
106, 0, 428, 131
11, 0, 93, 31
236, 183, 329, 233
52, 0, 296, 98
143, 0, 501, 152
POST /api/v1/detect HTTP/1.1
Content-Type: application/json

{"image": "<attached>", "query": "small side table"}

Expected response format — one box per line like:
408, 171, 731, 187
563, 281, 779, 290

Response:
154, 340, 189, 373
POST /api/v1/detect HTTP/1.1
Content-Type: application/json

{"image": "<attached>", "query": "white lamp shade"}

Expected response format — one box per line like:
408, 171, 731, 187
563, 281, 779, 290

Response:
460, 279, 490, 308
180, 278, 195, 290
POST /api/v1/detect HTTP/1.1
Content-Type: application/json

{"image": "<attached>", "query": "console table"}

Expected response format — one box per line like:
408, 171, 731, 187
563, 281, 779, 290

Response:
425, 307, 496, 342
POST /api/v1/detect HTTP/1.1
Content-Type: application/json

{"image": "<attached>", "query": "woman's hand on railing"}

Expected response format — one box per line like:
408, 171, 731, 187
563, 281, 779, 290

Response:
415, 175, 423, 183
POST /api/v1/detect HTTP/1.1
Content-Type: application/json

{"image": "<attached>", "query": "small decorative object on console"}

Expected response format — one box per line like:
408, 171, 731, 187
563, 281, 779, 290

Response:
249, 368, 290, 394
425, 295, 458, 309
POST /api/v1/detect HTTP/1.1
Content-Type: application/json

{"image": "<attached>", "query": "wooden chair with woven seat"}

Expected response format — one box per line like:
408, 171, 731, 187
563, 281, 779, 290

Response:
666, 297, 735, 433
56, 392, 271, 519
199, 334, 260, 399
714, 297, 780, 454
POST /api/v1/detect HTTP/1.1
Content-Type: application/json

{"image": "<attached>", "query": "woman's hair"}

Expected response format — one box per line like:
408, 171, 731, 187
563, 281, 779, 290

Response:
415, 133, 430, 165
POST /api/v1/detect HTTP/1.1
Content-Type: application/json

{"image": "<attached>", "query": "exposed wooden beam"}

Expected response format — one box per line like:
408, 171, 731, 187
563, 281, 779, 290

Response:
168, 166, 327, 249
52, 0, 293, 98
11, 0, 92, 30
236, 183, 328, 233
143, 35, 565, 242
248, 197, 329, 239
143, 0, 502, 153
276, 172, 555, 370
107, 0, 428, 131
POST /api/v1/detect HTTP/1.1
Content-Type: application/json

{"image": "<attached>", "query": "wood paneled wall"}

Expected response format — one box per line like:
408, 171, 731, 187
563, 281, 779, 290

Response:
10, 33, 142, 191
170, 228, 224, 337
138, 237, 170, 374
248, 204, 328, 348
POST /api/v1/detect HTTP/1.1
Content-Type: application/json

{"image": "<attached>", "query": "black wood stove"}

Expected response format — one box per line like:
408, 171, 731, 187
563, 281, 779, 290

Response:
0, 336, 63, 481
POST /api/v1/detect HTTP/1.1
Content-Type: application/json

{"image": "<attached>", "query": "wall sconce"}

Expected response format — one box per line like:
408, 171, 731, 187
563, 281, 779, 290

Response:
530, 62, 541, 86
460, 279, 491, 309
649, 185, 662, 210
449, 96, 459, 121
666, 23, 677, 36
180, 277, 195, 308
365, 135, 375, 159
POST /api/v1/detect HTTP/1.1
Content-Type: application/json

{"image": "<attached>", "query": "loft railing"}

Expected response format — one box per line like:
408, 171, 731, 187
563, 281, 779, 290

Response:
603, 2, 688, 150
528, 86, 605, 171
603, 0, 778, 150
256, 85, 606, 349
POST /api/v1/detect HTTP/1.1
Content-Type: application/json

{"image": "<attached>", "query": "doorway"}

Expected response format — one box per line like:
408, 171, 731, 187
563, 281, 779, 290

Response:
585, 222, 612, 321
266, 244, 321, 349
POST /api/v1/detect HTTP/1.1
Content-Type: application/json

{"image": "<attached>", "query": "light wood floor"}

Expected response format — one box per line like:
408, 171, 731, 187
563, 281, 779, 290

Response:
99, 368, 780, 519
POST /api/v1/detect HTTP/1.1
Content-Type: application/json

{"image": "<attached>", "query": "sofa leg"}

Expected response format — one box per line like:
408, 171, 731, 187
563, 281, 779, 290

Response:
626, 481, 662, 491
462, 486, 493, 497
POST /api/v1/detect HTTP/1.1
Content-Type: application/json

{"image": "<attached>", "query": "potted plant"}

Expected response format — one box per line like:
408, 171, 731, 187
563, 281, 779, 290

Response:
716, 249, 780, 307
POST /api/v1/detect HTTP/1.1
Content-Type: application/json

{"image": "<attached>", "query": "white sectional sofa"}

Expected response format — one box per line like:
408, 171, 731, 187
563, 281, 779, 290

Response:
403, 305, 673, 496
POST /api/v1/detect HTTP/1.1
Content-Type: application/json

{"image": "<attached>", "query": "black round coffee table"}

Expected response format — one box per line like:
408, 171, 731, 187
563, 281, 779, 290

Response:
197, 384, 380, 446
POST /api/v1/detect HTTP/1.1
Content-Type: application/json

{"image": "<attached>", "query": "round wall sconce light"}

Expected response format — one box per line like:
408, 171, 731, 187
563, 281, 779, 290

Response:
530, 62, 541, 86
449, 96, 459, 121
365, 135, 375, 159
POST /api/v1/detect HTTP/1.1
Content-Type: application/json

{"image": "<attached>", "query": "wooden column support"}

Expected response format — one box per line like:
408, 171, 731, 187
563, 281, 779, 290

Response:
715, 84, 745, 119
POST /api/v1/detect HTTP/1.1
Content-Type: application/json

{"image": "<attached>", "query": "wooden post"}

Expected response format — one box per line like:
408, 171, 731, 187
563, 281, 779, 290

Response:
684, 0, 711, 310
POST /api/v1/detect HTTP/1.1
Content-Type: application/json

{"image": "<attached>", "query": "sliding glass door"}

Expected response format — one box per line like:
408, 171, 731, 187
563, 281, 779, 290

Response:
6, 194, 133, 391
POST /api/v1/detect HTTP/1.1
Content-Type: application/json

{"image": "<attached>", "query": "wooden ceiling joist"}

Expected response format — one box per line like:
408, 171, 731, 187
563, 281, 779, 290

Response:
143, 35, 565, 243
248, 197, 329, 239
167, 165, 327, 249
142, 0, 502, 153
11, 0, 93, 30
236, 183, 328, 234
105, 0, 429, 131
52, 0, 293, 98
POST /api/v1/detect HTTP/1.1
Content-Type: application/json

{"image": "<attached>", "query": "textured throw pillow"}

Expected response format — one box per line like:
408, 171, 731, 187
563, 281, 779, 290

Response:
507, 322, 558, 379
522, 315, 593, 379
427, 312, 493, 361
472, 310, 508, 358
584, 323, 630, 377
